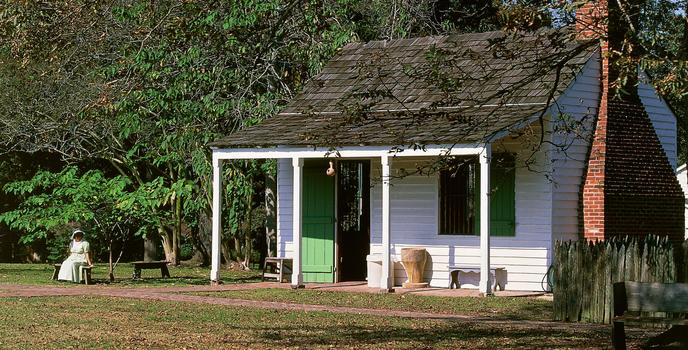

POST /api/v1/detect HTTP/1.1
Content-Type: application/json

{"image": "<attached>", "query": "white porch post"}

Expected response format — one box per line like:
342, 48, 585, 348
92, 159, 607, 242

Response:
479, 144, 492, 296
210, 155, 223, 284
380, 155, 393, 291
291, 158, 304, 288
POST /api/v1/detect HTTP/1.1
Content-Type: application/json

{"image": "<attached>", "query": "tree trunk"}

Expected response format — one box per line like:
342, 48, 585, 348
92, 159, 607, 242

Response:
233, 236, 241, 266
243, 225, 252, 270
159, 227, 174, 264
143, 237, 157, 262
108, 239, 114, 282
190, 210, 211, 266
243, 199, 253, 269
221, 240, 233, 268
172, 196, 182, 266
265, 171, 277, 257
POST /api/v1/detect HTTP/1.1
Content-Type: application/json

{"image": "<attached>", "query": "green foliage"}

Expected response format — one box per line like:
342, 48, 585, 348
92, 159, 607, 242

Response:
0, 167, 142, 266
2, 0, 688, 264
1, 167, 127, 243
45, 231, 71, 263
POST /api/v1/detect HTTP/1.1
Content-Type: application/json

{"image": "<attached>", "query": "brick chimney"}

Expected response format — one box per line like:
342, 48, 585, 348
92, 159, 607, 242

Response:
578, 0, 685, 241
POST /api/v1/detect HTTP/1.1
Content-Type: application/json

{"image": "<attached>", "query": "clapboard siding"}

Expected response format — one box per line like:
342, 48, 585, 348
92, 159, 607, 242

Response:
550, 50, 600, 243
276, 158, 294, 258
639, 78, 678, 169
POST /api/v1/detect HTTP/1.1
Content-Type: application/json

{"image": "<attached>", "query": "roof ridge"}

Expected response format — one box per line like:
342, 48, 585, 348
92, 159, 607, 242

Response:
341, 27, 574, 51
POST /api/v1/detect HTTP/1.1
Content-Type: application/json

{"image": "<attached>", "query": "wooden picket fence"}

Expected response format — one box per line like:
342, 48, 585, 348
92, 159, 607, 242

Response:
553, 236, 687, 323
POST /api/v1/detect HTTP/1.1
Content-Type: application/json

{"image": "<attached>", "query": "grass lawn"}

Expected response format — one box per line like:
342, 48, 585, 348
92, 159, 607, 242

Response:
0, 263, 260, 287
192, 288, 553, 321
0, 296, 617, 349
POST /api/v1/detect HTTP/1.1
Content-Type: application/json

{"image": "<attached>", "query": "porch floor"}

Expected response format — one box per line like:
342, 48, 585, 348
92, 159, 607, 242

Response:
291, 281, 548, 298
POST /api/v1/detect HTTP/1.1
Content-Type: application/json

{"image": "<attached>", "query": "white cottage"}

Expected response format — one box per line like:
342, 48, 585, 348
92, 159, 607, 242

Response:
208, 4, 683, 293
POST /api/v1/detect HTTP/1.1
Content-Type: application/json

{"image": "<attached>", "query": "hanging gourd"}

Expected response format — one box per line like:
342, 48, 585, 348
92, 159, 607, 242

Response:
326, 160, 336, 176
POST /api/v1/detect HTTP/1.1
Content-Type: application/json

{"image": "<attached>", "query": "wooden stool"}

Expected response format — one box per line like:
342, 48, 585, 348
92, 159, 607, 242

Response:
262, 257, 292, 283
79, 266, 93, 285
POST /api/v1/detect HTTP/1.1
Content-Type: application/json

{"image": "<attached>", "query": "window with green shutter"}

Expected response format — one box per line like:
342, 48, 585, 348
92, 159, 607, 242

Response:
438, 154, 515, 236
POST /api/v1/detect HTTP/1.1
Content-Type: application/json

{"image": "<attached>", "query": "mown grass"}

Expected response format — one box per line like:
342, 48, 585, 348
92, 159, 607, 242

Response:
191, 288, 553, 320
0, 263, 260, 287
0, 296, 618, 349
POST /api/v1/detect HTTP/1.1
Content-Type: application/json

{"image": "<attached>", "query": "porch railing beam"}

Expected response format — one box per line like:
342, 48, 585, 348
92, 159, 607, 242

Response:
212, 144, 485, 160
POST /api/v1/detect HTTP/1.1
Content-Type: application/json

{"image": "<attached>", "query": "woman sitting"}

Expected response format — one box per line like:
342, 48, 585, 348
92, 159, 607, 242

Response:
57, 229, 93, 283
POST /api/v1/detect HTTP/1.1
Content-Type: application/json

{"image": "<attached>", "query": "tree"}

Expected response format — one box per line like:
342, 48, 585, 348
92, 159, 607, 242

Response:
1, 0, 687, 268
0, 167, 138, 281
0, 0, 358, 266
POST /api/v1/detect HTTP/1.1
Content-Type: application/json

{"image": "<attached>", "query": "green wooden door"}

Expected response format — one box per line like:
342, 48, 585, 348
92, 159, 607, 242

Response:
302, 160, 335, 283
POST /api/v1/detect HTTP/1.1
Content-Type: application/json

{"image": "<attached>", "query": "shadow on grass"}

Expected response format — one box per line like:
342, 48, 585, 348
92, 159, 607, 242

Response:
248, 320, 609, 348
88, 275, 261, 286
496, 300, 553, 321
0, 266, 54, 272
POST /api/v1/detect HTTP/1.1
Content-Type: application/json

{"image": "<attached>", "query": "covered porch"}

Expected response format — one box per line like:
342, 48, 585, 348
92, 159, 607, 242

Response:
209, 144, 496, 295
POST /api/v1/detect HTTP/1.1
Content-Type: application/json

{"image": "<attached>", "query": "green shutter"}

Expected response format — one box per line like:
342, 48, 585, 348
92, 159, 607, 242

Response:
473, 162, 480, 235
490, 154, 516, 236
473, 154, 516, 237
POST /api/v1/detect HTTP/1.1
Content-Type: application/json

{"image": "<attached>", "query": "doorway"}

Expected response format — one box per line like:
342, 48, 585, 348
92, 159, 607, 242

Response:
300, 159, 371, 283
301, 160, 336, 283
336, 160, 371, 282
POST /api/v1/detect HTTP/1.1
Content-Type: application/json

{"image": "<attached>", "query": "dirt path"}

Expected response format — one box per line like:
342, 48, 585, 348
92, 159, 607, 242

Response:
0, 283, 603, 332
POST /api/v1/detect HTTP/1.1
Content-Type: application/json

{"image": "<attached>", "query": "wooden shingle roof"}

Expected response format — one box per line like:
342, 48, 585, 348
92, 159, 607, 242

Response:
211, 27, 596, 148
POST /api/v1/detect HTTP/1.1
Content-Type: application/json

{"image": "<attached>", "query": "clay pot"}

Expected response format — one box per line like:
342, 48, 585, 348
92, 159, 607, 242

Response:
400, 248, 429, 289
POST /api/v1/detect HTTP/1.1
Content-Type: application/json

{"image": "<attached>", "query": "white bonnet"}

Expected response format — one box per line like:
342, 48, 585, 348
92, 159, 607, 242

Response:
70, 229, 85, 240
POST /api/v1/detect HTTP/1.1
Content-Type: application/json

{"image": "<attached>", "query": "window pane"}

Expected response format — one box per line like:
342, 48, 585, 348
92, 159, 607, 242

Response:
439, 159, 476, 235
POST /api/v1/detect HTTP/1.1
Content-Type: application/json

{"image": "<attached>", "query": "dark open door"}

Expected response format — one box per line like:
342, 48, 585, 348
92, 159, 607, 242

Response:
337, 160, 370, 282
302, 160, 336, 283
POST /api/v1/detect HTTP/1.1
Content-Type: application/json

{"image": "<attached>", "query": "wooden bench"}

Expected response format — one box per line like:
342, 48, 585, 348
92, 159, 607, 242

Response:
448, 265, 506, 291
132, 261, 171, 279
51, 263, 92, 285
612, 281, 688, 349
262, 257, 292, 283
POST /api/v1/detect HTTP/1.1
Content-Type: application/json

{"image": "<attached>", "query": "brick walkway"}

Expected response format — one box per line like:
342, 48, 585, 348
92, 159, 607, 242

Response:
0, 282, 601, 332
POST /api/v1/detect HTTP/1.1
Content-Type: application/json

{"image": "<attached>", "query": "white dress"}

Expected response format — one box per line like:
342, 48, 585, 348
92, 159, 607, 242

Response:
57, 241, 90, 283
